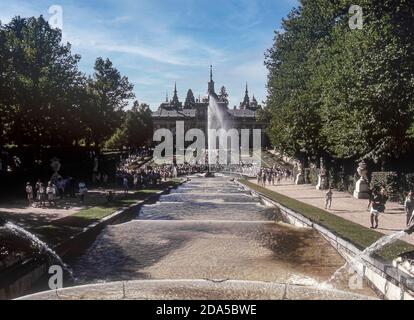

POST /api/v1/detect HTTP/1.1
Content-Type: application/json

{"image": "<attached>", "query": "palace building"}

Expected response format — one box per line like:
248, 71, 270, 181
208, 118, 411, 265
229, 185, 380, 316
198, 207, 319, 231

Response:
152, 66, 265, 143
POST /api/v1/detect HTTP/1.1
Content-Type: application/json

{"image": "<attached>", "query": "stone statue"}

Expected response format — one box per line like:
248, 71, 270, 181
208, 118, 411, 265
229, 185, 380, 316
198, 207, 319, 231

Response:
316, 157, 327, 190
356, 160, 368, 181
295, 162, 305, 185
354, 160, 369, 199
50, 157, 62, 183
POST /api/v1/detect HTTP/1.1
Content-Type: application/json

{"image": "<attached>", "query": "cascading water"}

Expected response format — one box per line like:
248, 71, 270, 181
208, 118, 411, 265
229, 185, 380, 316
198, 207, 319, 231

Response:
328, 230, 408, 284
3, 221, 74, 280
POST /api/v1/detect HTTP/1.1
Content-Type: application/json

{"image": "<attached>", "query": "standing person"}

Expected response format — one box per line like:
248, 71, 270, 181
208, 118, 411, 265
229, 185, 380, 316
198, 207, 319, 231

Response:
57, 177, 65, 199
46, 181, 56, 207
325, 187, 333, 210
37, 182, 46, 207
370, 188, 388, 229
25, 182, 34, 207
123, 176, 129, 194
35, 179, 42, 202
404, 191, 413, 227
78, 180, 88, 203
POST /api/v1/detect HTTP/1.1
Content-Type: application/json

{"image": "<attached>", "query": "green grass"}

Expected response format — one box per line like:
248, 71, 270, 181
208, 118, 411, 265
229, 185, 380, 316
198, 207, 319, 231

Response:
32, 180, 182, 244
239, 179, 414, 262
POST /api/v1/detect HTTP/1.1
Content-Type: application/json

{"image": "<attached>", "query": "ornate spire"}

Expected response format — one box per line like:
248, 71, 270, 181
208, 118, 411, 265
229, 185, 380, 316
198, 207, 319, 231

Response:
242, 82, 250, 107
208, 65, 215, 96
171, 82, 181, 109
166, 91, 169, 103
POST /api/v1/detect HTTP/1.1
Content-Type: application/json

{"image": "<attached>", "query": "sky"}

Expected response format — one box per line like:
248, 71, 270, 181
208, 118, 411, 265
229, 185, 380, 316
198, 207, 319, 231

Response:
0, 0, 299, 110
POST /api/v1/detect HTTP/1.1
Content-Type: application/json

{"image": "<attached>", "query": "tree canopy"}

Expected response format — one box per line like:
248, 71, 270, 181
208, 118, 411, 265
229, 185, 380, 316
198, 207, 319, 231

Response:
0, 16, 151, 149
265, 0, 414, 168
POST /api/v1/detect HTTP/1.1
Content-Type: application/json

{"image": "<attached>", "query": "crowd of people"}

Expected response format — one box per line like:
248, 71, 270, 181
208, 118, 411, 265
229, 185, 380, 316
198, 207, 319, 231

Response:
257, 167, 293, 187
25, 176, 88, 207
116, 161, 209, 193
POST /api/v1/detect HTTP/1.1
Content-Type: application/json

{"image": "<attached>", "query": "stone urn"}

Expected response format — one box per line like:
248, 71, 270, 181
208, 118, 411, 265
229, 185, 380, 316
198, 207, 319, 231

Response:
353, 160, 369, 199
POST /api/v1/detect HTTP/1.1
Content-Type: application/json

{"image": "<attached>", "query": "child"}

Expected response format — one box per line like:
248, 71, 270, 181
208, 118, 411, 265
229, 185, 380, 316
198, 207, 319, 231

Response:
325, 188, 333, 209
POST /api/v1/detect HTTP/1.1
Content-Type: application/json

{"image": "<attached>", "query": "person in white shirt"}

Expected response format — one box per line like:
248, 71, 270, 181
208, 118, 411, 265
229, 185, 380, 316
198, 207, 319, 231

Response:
46, 181, 56, 206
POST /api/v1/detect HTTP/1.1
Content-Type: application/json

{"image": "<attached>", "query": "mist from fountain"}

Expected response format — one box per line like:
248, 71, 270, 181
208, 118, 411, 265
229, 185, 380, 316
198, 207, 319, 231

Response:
328, 230, 407, 284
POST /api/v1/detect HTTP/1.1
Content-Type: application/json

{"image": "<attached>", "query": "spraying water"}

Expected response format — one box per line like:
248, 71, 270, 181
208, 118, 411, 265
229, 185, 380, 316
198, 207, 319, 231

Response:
3, 221, 75, 280
328, 230, 407, 284
207, 95, 232, 167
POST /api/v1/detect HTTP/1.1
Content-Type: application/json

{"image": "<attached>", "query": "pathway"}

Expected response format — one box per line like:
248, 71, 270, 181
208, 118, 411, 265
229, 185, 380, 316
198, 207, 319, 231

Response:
248, 179, 414, 245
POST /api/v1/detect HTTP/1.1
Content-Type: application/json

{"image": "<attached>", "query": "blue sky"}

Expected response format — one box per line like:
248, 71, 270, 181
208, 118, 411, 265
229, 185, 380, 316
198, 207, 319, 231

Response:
0, 0, 298, 109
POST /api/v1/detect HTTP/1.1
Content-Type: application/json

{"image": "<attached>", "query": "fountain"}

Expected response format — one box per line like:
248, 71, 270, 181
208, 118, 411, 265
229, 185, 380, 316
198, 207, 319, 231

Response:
329, 227, 413, 284
1, 220, 74, 280
206, 94, 231, 177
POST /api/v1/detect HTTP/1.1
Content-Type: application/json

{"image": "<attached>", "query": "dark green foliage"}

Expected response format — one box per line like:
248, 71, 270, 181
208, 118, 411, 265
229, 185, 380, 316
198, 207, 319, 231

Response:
184, 89, 196, 109
371, 171, 400, 200
265, 0, 414, 168
0, 16, 149, 149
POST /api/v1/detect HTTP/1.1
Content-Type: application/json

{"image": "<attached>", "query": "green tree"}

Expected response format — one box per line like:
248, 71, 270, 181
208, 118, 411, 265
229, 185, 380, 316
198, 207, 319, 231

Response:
184, 89, 195, 109
87, 57, 135, 146
265, 0, 414, 169
106, 101, 153, 149
218, 86, 229, 104
1, 16, 84, 146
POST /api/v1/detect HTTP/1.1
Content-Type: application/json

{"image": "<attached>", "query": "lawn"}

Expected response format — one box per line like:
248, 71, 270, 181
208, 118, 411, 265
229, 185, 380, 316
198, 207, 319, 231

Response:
32, 180, 182, 244
239, 179, 414, 262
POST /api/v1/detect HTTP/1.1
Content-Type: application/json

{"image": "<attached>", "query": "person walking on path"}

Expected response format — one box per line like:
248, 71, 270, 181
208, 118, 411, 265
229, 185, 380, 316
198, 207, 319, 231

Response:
79, 180, 88, 203
404, 191, 413, 227
123, 176, 129, 194
325, 187, 333, 210
25, 182, 34, 207
370, 188, 388, 229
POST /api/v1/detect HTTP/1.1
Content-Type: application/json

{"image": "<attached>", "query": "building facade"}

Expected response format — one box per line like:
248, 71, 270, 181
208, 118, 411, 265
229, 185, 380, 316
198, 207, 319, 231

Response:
152, 66, 265, 147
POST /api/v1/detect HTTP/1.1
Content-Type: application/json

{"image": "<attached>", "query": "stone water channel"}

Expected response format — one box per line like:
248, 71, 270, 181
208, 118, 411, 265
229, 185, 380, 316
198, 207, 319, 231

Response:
68, 175, 376, 299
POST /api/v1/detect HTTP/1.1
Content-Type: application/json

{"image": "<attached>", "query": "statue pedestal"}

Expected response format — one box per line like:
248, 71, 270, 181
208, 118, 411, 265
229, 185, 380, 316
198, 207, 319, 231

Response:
316, 175, 327, 190
353, 178, 369, 199
295, 173, 304, 185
